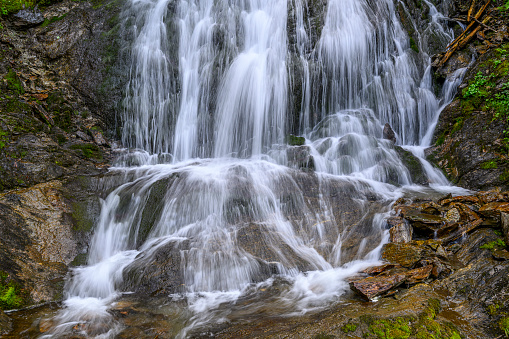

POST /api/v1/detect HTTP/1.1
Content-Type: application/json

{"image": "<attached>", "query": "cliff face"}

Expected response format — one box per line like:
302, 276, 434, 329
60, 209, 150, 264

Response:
0, 0, 126, 312
427, 0, 509, 190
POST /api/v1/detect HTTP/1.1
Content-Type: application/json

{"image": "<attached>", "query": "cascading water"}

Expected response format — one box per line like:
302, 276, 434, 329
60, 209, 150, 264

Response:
41, 0, 469, 337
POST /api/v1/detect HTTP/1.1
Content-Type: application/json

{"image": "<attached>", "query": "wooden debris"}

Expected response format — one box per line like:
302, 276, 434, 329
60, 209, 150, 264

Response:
437, 0, 493, 67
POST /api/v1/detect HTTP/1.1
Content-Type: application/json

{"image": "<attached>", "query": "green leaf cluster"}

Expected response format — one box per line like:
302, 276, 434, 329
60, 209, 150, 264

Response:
0, 272, 23, 310
0, 0, 35, 16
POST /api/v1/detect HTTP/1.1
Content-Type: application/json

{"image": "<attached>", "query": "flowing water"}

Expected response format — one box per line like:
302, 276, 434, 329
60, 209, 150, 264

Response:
31, 0, 471, 337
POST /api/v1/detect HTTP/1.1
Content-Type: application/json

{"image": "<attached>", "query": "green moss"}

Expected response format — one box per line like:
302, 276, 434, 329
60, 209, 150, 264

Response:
361, 300, 462, 339
436, 133, 446, 146
70, 253, 88, 266
4, 68, 24, 94
500, 168, 509, 182
488, 303, 501, 316
41, 14, 67, 28
481, 160, 498, 170
366, 317, 412, 339
341, 322, 358, 333
0, 272, 23, 310
70, 143, 102, 160
480, 239, 506, 250
451, 117, 464, 134
0, 129, 8, 149
500, 317, 509, 337
71, 201, 94, 232
287, 134, 306, 146
0, 0, 35, 16
409, 37, 419, 53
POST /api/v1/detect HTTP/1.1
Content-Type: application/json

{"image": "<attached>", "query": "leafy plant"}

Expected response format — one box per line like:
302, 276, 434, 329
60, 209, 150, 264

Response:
0, 0, 36, 16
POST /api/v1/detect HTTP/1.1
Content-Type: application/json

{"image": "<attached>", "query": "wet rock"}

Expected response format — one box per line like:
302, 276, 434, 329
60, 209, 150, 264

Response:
0, 311, 12, 335
362, 264, 399, 276
90, 129, 109, 147
405, 265, 432, 285
444, 207, 460, 223
285, 146, 315, 172
492, 249, 509, 261
388, 217, 413, 243
121, 240, 187, 296
394, 147, 428, 185
382, 243, 423, 268
478, 202, 509, 221
382, 123, 396, 144
349, 272, 407, 300
502, 212, 509, 246
0, 176, 103, 307
11, 7, 44, 27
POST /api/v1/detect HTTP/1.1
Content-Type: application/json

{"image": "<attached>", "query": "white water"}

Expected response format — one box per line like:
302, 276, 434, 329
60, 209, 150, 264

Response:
42, 0, 469, 337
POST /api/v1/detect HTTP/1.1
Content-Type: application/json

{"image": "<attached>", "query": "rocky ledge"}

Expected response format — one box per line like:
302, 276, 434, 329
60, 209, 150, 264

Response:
209, 189, 509, 339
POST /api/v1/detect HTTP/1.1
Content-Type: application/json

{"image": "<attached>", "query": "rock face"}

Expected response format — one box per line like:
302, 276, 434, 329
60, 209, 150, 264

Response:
0, 177, 103, 307
120, 170, 388, 296
0, 0, 122, 315
426, 1, 509, 190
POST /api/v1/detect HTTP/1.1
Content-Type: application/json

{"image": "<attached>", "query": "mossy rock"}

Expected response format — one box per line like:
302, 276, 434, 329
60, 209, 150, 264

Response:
286, 134, 306, 146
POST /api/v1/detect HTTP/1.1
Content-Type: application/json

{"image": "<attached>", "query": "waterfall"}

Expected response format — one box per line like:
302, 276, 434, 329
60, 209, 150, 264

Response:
41, 0, 468, 337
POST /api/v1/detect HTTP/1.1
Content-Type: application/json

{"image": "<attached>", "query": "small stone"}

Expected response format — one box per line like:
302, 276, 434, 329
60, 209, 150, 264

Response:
76, 131, 91, 141
383, 123, 396, 143
91, 130, 109, 147
389, 220, 413, 243
11, 7, 44, 27
349, 272, 407, 300
444, 208, 460, 223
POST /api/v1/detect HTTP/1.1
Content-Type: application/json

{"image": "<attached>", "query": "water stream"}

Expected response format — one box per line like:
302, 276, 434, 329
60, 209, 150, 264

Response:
37, 0, 470, 337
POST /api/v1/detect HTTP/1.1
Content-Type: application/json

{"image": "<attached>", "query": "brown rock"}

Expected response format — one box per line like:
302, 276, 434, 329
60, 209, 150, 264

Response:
444, 208, 460, 223
478, 202, 509, 220
389, 219, 413, 243
0, 311, 12, 336
492, 249, 509, 261
405, 265, 432, 284
349, 272, 407, 300
502, 212, 509, 247
362, 264, 398, 276
382, 243, 422, 268
476, 189, 502, 205
439, 219, 483, 245
439, 195, 480, 207
383, 123, 396, 143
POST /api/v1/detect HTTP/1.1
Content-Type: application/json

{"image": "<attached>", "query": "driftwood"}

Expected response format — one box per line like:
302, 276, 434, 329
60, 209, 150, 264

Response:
437, 0, 493, 67
468, 0, 477, 22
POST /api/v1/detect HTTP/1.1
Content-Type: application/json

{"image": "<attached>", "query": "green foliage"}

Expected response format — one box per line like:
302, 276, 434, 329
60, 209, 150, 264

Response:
480, 239, 507, 250
0, 272, 23, 310
500, 317, 509, 337
0, 0, 35, 16
41, 13, 67, 27
341, 322, 358, 333
0, 129, 8, 149
4, 68, 24, 94
70, 143, 102, 160
366, 317, 412, 339
409, 37, 419, 53
463, 72, 493, 99
481, 160, 498, 169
